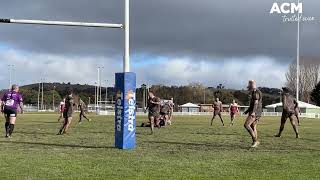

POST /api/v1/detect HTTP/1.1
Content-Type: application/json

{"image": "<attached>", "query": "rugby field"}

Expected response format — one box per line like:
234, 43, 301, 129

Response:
0, 114, 319, 179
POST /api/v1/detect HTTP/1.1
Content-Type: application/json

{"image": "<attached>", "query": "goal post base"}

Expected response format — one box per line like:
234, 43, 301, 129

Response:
114, 72, 136, 150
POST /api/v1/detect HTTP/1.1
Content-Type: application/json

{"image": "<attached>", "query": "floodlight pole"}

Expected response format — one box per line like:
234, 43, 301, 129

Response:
105, 80, 108, 106
8, 64, 14, 88
41, 79, 44, 110
94, 82, 97, 109
9, 65, 11, 88
37, 81, 40, 111
97, 67, 100, 111
296, 0, 300, 101
99, 67, 103, 108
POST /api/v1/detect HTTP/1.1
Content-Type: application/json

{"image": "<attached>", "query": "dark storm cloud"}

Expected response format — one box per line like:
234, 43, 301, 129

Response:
0, 0, 319, 61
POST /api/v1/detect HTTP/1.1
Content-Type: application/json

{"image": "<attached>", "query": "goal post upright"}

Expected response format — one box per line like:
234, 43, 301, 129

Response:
114, 0, 137, 150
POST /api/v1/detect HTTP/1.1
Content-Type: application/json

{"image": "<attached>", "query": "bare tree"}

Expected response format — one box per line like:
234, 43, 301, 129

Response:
286, 57, 320, 102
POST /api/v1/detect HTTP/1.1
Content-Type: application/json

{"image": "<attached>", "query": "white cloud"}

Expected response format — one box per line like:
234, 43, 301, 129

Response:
0, 49, 288, 90
134, 56, 287, 89
0, 49, 122, 88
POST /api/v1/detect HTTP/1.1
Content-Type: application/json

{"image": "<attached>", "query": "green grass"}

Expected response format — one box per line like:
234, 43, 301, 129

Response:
0, 114, 319, 180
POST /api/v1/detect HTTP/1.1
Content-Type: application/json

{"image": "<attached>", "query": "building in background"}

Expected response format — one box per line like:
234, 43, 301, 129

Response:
265, 101, 320, 114
179, 103, 200, 112
199, 104, 248, 113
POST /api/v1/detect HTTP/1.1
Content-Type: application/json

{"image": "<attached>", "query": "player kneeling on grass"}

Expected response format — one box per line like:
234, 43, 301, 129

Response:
141, 101, 171, 128
1, 85, 24, 138
243, 80, 262, 148
57, 89, 75, 135
274, 87, 300, 138
160, 102, 172, 126
145, 92, 161, 134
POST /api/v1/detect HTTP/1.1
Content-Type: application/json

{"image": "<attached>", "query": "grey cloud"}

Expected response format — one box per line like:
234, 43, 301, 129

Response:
0, 0, 319, 61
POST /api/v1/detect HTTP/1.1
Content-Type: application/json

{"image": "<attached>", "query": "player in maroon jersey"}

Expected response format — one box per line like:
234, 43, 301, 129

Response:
57, 98, 65, 122
229, 100, 239, 126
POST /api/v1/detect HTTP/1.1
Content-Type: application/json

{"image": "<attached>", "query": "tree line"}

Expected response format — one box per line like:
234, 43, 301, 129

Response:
286, 56, 320, 105
0, 82, 283, 110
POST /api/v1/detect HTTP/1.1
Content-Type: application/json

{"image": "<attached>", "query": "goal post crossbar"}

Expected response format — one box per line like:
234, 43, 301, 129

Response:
0, 18, 123, 29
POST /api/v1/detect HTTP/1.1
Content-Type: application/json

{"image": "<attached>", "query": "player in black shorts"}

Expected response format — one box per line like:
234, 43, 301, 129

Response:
1, 85, 24, 138
57, 89, 75, 135
145, 92, 161, 134
274, 87, 300, 138
244, 80, 262, 148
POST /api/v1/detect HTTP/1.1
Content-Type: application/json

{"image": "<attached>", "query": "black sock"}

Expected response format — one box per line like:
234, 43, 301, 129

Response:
9, 124, 15, 136
5, 122, 9, 135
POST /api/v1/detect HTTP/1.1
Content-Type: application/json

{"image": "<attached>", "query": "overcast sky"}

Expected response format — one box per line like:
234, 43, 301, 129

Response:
0, 0, 319, 89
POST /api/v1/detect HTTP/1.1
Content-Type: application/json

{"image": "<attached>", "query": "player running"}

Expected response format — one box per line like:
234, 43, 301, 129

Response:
243, 80, 262, 148
145, 92, 161, 134
78, 99, 91, 124
57, 98, 65, 122
211, 98, 224, 126
1, 85, 24, 138
229, 100, 239, 126
274, 87, 300, 138
57, 89, 75, 135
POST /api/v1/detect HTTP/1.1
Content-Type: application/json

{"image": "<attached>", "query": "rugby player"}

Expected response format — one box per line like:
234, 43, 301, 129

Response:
78, 99, 91, 124
57, 98, 65, 122
1, 85, 24, 138
160, 101, 171, 126
243, 80, 262, 148
229, 100, 239, 126
168, 97, 174, 122
294, 103, 301, 126
211, 98, 224, 126
57, 89, 75, 135
274, 87, 300, 138
145, 92, 161, 134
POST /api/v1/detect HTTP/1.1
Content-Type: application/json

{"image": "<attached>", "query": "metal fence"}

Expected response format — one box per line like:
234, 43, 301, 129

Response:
135, 112, 320, 119
22, 104, 320, 119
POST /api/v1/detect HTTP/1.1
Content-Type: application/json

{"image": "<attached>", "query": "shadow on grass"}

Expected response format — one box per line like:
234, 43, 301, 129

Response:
14, 130, 114, 136
192, 132, 237, 136
146, 140, 248, 150
146, 140, 320, 152
0, 140, 114, 149
15, 131, 54, 135
41, 121, 60, 124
